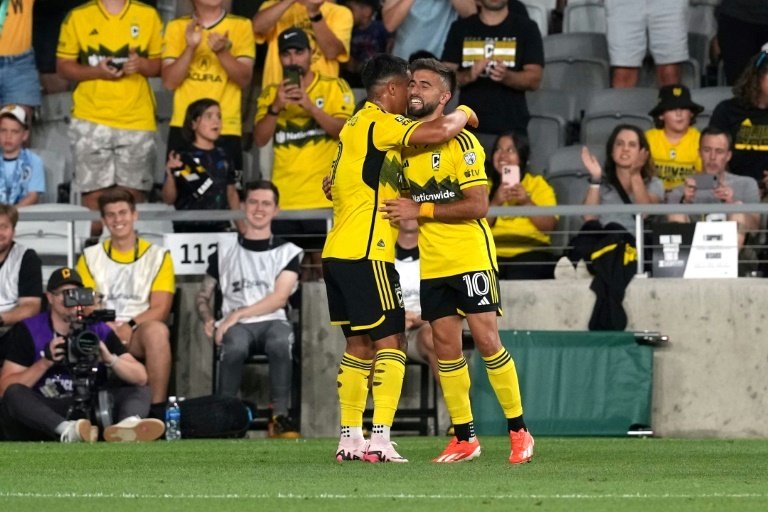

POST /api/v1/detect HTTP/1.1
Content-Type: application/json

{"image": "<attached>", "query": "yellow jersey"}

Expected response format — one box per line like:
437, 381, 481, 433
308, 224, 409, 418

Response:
255, 0, 352, 87
163, 14, 255, 136
0, 0, 33, 56
401, 130, 497, 279
490, 173, 557, 258
255, 73, 355, 209
57, 0, 163, 131
322, 102, 421, 262
645, 127, 702, 190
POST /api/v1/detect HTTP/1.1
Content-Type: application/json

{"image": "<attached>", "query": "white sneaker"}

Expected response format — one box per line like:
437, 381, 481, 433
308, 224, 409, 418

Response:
335, 437, 369, 462
103, 415, 165, 442
554, 256, 576, 280
363, 439, 408, 463
60, 419, 96, 443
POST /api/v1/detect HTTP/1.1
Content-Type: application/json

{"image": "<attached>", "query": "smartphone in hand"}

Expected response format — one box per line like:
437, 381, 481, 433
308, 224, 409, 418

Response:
283, 65, 302, 87
501, 165, 520, 187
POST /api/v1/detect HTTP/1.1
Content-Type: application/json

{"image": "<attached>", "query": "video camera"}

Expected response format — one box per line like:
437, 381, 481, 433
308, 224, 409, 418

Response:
61, 287, 116, 425
62, 287, 116, 368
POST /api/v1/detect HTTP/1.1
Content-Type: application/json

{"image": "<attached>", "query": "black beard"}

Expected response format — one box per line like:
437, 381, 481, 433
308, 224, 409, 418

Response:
407, 99, 438, 119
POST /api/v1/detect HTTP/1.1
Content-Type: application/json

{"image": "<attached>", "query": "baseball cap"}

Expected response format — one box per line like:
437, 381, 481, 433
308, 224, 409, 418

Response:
47, 267, 84, 292
0, 104, 28, 128
278, 27, 310, 53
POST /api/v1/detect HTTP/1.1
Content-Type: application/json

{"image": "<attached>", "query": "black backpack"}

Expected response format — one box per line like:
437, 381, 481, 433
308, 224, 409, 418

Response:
179, 395, 252, 439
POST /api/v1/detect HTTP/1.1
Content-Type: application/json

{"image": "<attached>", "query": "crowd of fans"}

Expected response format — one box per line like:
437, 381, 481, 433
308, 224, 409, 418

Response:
1, 0, 768, 440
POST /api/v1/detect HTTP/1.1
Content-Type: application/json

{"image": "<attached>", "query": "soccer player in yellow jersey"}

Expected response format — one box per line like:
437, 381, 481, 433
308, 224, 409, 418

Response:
381, 58, 534, 464
323, 53, 478, 463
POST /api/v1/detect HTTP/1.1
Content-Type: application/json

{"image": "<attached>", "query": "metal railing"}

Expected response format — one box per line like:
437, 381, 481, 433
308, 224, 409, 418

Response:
19, 202, 768, 275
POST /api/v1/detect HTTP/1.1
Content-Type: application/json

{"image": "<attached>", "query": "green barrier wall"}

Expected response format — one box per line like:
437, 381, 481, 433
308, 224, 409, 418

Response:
470, 330, 653, 436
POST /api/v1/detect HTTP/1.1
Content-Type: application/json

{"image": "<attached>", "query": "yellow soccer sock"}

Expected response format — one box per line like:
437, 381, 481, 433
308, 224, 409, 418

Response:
337, 353, 372, 427
438, 356, 473, 425
371, 348, 406, 426
483, 348, 523, 418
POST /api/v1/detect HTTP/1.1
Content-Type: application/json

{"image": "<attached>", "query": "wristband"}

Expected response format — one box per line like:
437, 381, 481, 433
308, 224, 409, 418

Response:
419, 202, 435, 219
43, 343, 55, 362
309, 12, 323, 22
127, 318, 138, 331
588, 177, 602, 185
267, 106, 280, 116
589, 183, 601, 189
455, 105, 475, 122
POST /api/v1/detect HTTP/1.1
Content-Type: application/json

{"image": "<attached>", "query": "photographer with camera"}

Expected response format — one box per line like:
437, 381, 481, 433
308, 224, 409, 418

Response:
0, 268, 164, 443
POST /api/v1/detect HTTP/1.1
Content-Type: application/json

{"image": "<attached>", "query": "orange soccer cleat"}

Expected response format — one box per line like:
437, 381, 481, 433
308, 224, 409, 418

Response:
508, 429, 534, 464
433, 437, 481, 463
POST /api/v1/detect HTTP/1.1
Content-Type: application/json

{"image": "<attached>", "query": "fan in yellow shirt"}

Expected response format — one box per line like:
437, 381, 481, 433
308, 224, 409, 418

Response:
646, 84, 704, 190
487, 131, 558, 279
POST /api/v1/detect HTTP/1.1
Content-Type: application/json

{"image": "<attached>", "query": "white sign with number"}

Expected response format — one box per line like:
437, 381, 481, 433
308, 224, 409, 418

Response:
163, 232, 237, 275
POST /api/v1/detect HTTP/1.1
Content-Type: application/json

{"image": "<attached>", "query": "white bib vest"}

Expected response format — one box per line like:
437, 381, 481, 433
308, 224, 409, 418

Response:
0, 243, 26, 312
217, 236, 303, 324
83, 240, 168, 321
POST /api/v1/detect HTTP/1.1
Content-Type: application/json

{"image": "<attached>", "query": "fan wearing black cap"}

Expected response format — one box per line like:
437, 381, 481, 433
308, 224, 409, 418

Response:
254, 27, 355, 280
0, 267, 164, 443
252, 0, 353, 88
645, 84, 704, 192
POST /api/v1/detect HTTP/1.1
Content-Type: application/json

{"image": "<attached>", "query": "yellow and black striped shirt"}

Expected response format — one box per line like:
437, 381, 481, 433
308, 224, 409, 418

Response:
255, 74, 355, 209
322, 102, 421, 262
401, 129, 497, 279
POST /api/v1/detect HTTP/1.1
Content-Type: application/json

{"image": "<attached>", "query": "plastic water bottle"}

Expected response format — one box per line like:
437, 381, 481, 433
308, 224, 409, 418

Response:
165, 395, 181, 441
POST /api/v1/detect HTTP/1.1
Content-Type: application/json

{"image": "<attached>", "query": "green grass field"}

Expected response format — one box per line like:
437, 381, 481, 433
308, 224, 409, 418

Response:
2, 437, 767, 511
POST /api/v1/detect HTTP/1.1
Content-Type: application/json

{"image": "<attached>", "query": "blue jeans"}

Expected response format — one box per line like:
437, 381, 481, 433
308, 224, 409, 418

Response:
0, 49, 42, 107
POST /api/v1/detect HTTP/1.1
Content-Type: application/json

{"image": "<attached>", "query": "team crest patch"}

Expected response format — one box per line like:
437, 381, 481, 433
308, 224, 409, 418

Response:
131, 24, 140, 38
316, 97, 325, 109
432, 153, 441, 169
463, 152, 476, 165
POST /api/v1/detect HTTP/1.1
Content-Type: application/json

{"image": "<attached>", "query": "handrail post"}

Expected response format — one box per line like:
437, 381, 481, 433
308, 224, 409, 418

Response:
635, 213, 644, 276
67, 220, 75, 268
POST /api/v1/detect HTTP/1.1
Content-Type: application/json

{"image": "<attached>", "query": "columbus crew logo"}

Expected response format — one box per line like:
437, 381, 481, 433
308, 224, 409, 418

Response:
463, 152, 476, 165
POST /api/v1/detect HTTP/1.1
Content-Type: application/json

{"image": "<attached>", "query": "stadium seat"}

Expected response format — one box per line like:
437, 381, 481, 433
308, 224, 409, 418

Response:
637, 58, 700, 89
16, 204, 92, 267
580, 87, 656, 145
527, 89, 576, 173
546, 144, 604, 252
154, 87, 174, 123
688, 32, 711, 85
31, 92, 74, 199
134, 202, 176, 247
691, 86, 732, 131
35, 148, 67, 204
541, 57, 610, 115
543, 32, 609, 63
688, 0, 719, 39
520, 0, 549, 36
563, 0, 606, 33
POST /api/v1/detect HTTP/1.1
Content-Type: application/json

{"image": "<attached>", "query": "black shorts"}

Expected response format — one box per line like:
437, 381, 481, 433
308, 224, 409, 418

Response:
272, 219, 328, 251
323, 259, 405, 341
420, 269, 502, 322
